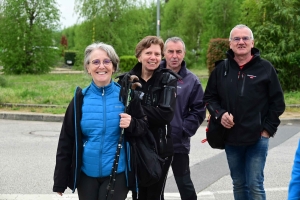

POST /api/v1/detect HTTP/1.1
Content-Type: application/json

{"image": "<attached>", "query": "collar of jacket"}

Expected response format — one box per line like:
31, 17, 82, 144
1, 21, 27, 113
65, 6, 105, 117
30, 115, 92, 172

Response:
226, 47, 260, 60
160, 59, 187, 79
225, 47, 261, 70
82, 80, 115, 96
129, 62, 182, 81
130, 62, 162, 78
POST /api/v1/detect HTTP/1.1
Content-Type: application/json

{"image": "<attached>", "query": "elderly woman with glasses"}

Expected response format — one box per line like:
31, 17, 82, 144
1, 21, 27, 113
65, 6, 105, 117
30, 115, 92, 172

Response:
53, 42, 148, 200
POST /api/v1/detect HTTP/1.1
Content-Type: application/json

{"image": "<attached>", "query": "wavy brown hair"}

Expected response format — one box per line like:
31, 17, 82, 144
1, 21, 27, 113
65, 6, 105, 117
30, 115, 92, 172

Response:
135, 36, 164, 58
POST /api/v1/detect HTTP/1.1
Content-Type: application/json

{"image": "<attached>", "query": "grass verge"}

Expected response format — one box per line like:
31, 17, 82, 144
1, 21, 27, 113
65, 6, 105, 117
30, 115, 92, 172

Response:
0, 68, 299, 115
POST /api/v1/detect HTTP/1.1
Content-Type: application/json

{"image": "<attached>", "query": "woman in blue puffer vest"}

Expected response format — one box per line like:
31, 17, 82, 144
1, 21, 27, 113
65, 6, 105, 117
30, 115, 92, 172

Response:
53, 42, 149, 200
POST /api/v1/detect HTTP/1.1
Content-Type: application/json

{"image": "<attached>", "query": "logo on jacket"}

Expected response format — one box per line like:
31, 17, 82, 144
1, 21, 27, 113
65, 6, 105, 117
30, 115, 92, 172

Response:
247, 74, 257, 79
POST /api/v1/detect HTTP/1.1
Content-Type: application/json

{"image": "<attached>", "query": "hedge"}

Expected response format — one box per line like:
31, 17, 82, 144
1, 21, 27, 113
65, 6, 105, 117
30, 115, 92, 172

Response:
206, 38, 229, 75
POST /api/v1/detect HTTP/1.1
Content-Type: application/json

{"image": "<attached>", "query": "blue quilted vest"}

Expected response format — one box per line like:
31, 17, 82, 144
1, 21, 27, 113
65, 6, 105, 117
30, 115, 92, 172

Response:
80, 81, 125, 177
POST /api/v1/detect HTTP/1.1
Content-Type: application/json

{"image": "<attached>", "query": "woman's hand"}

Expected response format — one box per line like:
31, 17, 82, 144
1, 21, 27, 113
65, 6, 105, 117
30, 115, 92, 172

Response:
57, 192, 63, 196
119, 113, 131, 128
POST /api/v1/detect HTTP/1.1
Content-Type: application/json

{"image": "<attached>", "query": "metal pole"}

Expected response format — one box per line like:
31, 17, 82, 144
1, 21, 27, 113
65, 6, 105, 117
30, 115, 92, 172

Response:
156, 0, 160, 36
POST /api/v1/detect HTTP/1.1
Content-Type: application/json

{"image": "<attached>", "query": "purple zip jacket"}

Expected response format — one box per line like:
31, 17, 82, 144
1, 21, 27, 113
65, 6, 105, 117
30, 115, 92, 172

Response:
160, 60, 206, 154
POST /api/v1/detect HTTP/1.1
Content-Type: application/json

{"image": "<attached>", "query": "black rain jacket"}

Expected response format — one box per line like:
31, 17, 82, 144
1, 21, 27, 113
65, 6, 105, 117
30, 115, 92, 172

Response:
117, 62, 180, 158
204, 48, 285, 146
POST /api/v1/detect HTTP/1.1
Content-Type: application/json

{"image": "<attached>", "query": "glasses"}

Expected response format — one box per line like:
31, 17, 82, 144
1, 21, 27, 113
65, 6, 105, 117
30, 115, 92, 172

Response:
231, 36, 252, 42
89, 59, 112, 67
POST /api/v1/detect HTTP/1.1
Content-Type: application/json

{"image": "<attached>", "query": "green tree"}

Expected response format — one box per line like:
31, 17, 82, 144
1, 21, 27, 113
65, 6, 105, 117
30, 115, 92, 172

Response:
243, 0, 300, 91
62, 26, 76, 50
75, 0, 135, 43
111, 3, 157, 56
72, 0, 157, 64
0, 0, 60, 74
178, 0, 203, 67
200, 0, 244, 64
161, 0, 202, 66
161, 0, 184, 38
239, 0, 262, 27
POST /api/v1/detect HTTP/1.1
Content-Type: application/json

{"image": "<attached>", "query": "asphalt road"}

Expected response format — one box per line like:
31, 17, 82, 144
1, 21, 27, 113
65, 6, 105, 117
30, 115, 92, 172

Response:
0, 119, 299, 200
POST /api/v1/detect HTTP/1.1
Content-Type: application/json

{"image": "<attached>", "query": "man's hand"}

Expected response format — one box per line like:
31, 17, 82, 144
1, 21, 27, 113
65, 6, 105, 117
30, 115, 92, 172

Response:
261, 130, 270, 138
221, 112, 235, 129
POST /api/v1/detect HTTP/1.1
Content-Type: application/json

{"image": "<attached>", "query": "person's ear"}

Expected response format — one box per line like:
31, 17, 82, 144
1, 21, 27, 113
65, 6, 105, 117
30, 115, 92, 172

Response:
86, 67, 91, 74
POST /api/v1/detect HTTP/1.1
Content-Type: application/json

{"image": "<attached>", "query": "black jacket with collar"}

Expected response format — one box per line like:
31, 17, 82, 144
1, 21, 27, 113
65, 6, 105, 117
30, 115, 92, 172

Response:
204, 48, 285, 145
117, 62, 180, 158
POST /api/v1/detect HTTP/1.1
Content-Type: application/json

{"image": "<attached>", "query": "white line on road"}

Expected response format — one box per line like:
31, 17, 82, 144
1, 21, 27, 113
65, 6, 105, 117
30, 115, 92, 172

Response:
0, 187, 288, 200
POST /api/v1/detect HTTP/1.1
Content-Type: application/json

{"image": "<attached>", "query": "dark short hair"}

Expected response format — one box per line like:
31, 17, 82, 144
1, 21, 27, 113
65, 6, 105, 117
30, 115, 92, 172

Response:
135, 36, 164, 58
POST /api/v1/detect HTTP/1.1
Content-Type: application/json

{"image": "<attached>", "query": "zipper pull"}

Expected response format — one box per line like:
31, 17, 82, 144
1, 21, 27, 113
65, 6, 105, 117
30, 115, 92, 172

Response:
165, 125, 168, 142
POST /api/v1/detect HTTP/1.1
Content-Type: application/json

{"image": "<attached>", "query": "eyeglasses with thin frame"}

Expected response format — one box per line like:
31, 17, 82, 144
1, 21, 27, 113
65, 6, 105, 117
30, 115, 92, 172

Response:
231, 36, 252, 42
89, 59, 112, 67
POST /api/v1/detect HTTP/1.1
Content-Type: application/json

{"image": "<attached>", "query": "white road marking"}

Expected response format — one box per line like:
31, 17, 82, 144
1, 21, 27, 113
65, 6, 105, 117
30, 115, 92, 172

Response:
0, 188, 288, 200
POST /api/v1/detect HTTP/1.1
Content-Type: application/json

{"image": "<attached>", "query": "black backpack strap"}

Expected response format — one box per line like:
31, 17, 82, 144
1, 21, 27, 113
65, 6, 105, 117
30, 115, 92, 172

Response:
223, 59, 230, 114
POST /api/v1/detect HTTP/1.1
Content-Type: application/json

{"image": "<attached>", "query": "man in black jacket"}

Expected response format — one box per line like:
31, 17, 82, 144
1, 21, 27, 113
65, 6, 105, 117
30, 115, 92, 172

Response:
204, 24, 285, 200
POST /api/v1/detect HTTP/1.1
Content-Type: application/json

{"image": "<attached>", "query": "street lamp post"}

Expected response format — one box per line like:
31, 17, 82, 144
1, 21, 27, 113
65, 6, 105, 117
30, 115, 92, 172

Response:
156, 0, 160, 36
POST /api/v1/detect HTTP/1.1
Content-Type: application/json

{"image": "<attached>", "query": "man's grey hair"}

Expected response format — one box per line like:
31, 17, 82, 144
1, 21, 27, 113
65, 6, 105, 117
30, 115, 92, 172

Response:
164, 37, 186, 52
84, 42, 119, 73
229, 24, 254, 41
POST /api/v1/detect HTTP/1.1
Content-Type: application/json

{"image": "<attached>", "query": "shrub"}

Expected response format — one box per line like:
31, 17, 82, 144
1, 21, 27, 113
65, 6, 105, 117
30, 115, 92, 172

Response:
119, 56, 137, 72
206, 38, 229, 75
262, 51, 300, 92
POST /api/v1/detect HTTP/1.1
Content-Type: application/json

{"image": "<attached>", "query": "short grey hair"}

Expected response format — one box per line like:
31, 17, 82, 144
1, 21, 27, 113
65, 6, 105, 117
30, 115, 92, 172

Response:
84, 42, 119, 73
164, 37, 186, 52
229, 24, 254, 41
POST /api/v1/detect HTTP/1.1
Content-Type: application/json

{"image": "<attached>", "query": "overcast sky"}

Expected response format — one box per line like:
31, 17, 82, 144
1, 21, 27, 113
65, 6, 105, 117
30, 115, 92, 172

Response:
57, 0, 156, 29
56, 0, 78, 28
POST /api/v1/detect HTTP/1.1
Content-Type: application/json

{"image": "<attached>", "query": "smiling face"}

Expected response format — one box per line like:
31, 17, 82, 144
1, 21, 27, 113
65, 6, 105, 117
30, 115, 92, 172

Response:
86, 49, 114, 87
230, 27, 254, 57
138, 44, 162, 73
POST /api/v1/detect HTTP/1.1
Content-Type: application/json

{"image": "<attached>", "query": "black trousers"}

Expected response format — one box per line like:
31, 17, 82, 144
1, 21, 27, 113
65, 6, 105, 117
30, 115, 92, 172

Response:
77, 172, 128, 200
172, 153, 197, 200
132, 156, 173, 200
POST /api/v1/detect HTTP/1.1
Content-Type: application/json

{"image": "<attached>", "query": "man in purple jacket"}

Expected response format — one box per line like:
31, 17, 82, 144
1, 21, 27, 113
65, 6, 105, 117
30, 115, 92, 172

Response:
161, 37, 206, 200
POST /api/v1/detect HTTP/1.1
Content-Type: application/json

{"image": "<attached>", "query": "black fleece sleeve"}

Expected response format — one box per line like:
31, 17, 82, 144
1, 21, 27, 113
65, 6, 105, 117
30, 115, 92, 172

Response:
263, 65, 285, 137
142, 74, 178, 126
53, 99, 75, 193
203, 64, 227, 122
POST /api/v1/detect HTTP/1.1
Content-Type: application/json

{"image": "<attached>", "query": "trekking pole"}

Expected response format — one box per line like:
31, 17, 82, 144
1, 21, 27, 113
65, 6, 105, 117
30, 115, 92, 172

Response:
106, 75, 141, 200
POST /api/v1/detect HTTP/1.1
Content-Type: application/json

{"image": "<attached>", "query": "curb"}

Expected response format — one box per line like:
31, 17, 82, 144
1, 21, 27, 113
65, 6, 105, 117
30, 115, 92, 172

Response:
0, 112, 64, 122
